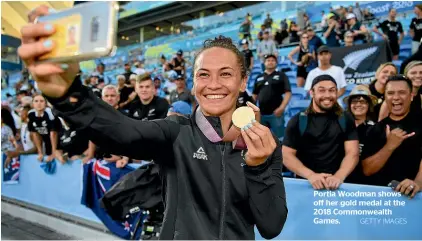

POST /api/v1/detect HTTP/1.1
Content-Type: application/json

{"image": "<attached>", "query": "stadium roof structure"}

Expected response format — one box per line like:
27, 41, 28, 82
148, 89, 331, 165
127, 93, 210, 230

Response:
117, 1, 263, 46
1, 1, 74, 38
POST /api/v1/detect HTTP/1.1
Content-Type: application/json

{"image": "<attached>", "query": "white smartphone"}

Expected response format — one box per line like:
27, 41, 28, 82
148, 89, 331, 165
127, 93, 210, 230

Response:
35, 1, 119, 63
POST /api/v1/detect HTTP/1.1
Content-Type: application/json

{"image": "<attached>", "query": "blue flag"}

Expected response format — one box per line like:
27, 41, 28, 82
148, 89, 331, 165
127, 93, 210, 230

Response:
81, 159, 145, 240
2, 153, 20, 184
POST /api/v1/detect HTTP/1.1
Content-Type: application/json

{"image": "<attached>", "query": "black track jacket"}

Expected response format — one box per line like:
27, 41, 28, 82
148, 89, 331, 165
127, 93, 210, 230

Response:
46, 80, 288, 240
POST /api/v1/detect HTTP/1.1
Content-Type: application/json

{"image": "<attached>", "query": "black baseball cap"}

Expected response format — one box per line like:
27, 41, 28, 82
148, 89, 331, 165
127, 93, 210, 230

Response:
176, 75, 185, 80
177, 50, 183, 55
264, 54, 277, 61
311, 74, 337, 89
317, 45, 331, 54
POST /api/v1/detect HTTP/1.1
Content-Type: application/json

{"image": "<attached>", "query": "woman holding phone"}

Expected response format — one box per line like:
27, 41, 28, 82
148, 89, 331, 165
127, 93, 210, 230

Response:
18, 5, 287, 240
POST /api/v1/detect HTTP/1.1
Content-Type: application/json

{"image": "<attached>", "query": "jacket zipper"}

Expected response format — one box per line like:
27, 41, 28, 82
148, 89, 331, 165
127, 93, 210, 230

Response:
218, 143, 227, 239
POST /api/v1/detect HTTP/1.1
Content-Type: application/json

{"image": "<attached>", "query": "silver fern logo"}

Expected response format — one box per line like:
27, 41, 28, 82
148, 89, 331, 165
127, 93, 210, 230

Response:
342, 46, 378, 71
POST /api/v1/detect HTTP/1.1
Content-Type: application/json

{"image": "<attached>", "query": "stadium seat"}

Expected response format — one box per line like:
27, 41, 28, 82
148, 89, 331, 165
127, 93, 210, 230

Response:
288, 99, 311, 116
291, 87, 307, 101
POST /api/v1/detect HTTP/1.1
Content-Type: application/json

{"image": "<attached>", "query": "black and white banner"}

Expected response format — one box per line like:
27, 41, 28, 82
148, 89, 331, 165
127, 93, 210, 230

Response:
329, 41, 392, 85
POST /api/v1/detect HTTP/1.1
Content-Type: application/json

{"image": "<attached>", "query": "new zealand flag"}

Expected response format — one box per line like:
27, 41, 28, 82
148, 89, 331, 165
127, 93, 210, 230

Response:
81, 159, 145, 240
2, 153, 20, 184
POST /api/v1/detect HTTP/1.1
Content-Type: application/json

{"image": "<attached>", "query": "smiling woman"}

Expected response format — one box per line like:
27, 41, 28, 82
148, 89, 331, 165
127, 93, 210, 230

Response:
17, 7, 288, 238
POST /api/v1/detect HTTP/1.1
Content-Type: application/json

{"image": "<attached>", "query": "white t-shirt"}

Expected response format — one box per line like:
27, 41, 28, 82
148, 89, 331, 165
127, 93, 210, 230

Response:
134, 68, 146, 75
20, 123, 35, 151
304, 65, 347, 91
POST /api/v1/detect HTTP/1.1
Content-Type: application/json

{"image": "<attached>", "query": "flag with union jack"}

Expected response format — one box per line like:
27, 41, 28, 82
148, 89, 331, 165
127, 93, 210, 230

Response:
2, 153, 20, 184
81, 159, 145, 240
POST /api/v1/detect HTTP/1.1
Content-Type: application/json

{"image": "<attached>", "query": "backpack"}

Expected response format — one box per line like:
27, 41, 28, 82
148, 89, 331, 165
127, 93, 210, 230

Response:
298, 112, 347, 136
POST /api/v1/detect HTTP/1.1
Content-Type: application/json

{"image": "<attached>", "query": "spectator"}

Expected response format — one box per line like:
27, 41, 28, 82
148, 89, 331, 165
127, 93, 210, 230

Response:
282, 74, 359, 190
288, 32, 316, 87
169, 75, 195, 107
275, 20, 289, 46
342, 85, 377, 184
373, 8, 404, 60
128, 74, 169, 120
344, 31, 355, 47
409, 4, 422, 54
323, 13, 341, 47
87, 73, 102, 98
400, 42, 422, 74
363, 8, 375, 21
264, 13, 273, 31
257, 24, 266, 42
93, 63, 112, 84
307, 27, 324, 51
154, 76, 166, 98
367, 63, 398, 119
117, 74, 134, 110
379, 61, 422, 119
240, 39, 254, 74
160, 55, 174, 72
346, 13, 368, 44
321, 11, 327, 28
239, 15, 253, 45
1, 102, 21, 140
353, 3, 364, 22
303, 14, 311, 30
171, 50, 186, 76
361, 75, 422, 198
1, 107, 17, 168
257, 31, 278, 71
304, 46, 347, 98
28, 94, 59, 162
122, 63, 134, 84
253, 54, 291, 138
5, 105, 37, 163
102, 85, 127, 114
167, 101, 192, 117
288, 21, 300, 43
348, 6, 354, 14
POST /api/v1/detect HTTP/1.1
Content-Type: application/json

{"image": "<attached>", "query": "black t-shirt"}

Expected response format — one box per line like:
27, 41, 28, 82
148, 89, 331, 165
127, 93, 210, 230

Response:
350, 22, 365, 41
361, 113, 422, 186
242, 49, 253, 69
377, 20, 403, 42
410, 88, 422, 118
323, 26, 340, 47
237, 91, 254, 107
173, 57, 185, 75
119, 86, 134, 107
252, 71, 291, 115
123, 71, 134, 84
345, 119, 376, 185
28, 108, 60, 155
128, 96, 170, 121
283, 112, 358, 174
368, 80, 384, 120
409, 17, 422, 42
56, 118, 89, 158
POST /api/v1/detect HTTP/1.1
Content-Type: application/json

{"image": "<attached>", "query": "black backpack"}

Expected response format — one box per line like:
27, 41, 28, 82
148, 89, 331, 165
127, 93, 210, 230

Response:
298, 112, 347, 136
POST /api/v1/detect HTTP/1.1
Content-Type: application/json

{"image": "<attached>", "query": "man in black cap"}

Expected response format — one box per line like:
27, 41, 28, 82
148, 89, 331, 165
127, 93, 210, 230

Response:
171, 49, 186, 76
168, 75, 195, 108
304, 46, 347, 98
283, 74, 359, 190
253, 54, 291, 139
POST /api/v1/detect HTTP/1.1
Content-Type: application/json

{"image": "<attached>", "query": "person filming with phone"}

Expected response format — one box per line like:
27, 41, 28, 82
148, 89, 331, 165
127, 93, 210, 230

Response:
18, 5, 287, 239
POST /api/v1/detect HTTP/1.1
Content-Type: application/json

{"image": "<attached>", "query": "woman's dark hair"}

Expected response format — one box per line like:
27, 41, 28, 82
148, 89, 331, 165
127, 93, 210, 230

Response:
1, 107, 17, 136
193, 36, 248, 79
346, 95, 375, 122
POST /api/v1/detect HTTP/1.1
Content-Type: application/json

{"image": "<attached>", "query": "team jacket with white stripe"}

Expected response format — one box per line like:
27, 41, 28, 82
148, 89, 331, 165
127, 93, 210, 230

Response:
46, 80, 288, 240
